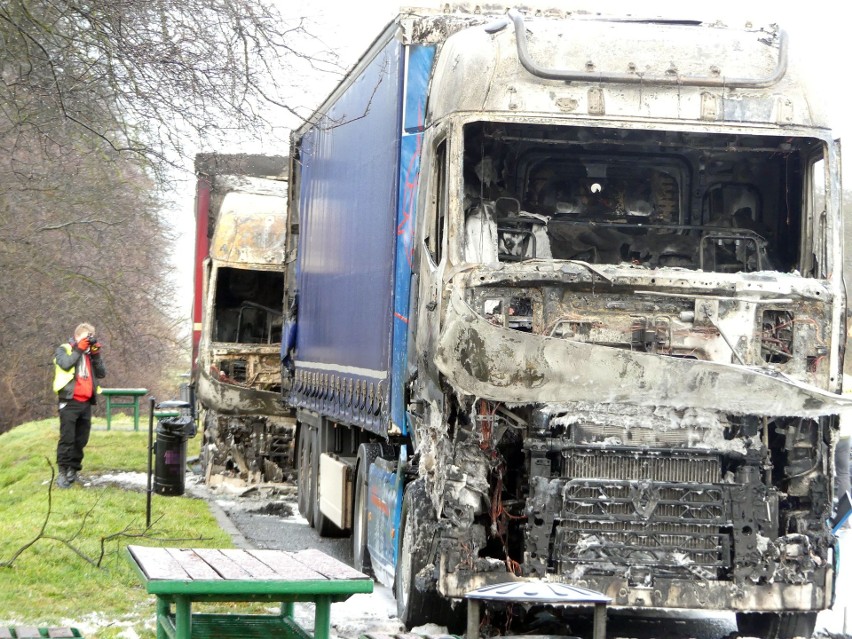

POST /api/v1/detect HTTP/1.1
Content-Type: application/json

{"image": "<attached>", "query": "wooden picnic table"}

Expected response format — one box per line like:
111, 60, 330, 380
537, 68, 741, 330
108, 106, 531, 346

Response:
101, 388, 148, 431
126, 545, 373, 639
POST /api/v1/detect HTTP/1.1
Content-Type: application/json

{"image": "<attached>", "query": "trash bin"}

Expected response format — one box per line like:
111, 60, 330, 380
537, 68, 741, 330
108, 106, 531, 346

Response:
154, 415, 194, 496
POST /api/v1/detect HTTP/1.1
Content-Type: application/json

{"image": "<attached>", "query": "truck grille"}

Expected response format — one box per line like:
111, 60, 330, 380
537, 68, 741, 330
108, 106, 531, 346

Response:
555, 521, 726, 577
561, 482, 726, 523
548, 447, 729, 579
563, 447, 721, 483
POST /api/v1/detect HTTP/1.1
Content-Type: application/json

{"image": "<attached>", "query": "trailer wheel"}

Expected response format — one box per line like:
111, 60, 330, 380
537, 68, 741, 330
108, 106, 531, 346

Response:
296, 425, 314, 523
395, 479, 452, 629
736, 611, 817, 639
352, 459, 371, 574
311, 427, 344, 537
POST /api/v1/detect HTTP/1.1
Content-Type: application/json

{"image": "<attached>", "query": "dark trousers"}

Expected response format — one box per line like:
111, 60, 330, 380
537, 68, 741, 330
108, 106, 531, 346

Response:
57, 399, 92, 472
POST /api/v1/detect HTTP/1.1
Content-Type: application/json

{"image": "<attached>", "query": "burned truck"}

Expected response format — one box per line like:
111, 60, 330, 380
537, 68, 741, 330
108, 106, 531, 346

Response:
287, 8, 849, 637
192, 154, 295, 482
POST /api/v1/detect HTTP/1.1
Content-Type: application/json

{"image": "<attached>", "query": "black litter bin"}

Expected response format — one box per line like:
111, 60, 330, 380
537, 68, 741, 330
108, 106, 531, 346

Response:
154, 415, 194, 496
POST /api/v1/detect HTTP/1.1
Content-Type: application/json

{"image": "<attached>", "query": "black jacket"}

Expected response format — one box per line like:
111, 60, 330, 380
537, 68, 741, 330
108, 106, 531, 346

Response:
54, 342, 107, 404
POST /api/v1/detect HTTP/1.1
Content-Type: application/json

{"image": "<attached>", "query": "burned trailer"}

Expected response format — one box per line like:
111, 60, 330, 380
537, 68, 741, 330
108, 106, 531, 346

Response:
288, 7, 849, 638
192, 154, 295, 483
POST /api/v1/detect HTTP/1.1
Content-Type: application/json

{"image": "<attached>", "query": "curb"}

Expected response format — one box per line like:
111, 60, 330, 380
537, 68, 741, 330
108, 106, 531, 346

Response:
186, 480, 253, 550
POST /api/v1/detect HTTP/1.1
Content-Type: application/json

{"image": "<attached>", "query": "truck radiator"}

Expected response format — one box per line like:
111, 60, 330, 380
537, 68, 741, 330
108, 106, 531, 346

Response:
563, 448, 721, 483
546, 447, 730, 580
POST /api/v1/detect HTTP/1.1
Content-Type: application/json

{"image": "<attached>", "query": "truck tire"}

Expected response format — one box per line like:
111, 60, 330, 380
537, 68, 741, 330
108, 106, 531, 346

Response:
296, 426, 314, 523
736, 611, 817, 639
311, 427, 344, 537
353, 443, 394, 575
395, 479, 453, 629
352, 458, 371, 574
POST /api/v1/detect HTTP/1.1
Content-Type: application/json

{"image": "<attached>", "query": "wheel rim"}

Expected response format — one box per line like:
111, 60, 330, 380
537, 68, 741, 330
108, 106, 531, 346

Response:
298, 434, 313, 518
398, 513, 413, 608
353, 471, 367, 566
309, 432, 319, 525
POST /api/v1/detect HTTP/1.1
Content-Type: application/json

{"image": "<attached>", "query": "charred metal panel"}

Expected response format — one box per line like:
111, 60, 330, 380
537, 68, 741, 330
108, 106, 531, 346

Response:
195, 153, 288, 180
436, 286, 852, 417
427, 15, 825, 129
197, 368, 288, 417
424, 264, 839, 614
503, 10, 785, 87
209, 192, 288, 265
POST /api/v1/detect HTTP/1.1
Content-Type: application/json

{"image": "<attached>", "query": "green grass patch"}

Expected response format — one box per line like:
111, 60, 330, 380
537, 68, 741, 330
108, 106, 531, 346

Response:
0, 417, 232, 638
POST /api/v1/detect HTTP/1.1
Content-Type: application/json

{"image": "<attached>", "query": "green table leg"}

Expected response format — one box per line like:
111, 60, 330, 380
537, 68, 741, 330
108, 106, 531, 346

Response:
133, 396, 140, 431
175, 596, 191, 639
314, 595, 331, 639
106, 395, 112, 431
281, 601, 295, 618
156, 597, 169, 639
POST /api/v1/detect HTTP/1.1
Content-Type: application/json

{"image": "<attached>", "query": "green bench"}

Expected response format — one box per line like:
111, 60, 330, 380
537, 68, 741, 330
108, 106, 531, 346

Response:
0, 629, 82, 638
100, 388, 148, 431
127, 545, 373, 639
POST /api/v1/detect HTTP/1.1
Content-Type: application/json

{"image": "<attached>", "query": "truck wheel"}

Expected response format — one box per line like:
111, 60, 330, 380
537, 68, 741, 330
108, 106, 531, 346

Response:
736, 611, 817, 639
311, 427, 344, 537
395, 479, 451, 629
297, 426, 314, 523
352, 458, 371, 574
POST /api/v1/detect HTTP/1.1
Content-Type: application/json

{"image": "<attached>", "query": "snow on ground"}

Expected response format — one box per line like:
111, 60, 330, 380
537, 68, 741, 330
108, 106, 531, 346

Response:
295, 584, 407, 639
86, 471, 150, 491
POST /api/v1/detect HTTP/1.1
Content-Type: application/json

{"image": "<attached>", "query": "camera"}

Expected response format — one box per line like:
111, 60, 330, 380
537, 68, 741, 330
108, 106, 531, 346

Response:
87, 333, 99, 347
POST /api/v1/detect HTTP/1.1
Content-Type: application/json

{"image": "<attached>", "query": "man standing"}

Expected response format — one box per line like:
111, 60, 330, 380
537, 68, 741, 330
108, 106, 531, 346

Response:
53, 323, 106, 488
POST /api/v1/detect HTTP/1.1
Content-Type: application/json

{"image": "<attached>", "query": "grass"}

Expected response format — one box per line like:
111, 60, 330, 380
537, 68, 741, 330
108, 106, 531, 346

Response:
0, 416, 232, 638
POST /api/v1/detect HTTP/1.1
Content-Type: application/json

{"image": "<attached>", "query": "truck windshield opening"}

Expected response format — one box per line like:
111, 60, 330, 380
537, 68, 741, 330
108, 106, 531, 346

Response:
461, 121, 824, 274
212, 266, 284, 344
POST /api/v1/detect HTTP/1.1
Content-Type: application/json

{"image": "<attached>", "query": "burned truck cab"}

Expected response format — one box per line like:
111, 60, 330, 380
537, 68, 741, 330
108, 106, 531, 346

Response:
192, 156, 295, 483
408, 12, 847, 637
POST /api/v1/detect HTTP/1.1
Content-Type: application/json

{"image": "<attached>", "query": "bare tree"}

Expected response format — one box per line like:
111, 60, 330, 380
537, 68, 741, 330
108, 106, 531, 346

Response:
0, 0, 338, 167
0, 120, 184, 429
0, 0, 340, 431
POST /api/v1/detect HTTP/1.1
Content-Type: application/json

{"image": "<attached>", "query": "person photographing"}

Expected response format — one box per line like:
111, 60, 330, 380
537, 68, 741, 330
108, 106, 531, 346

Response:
53, 323, 106, 488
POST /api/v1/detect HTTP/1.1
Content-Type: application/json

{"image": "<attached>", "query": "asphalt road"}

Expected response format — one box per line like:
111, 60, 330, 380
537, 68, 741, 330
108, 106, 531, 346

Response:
197, 477, 849, 639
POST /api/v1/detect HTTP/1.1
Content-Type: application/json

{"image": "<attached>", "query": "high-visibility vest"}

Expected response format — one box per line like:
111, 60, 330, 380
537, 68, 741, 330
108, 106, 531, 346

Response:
53, 344, 76, 393
52, 344, 102, 395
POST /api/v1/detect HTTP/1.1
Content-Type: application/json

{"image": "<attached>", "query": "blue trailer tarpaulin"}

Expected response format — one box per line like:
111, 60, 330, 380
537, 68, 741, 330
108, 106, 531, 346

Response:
293, 37, 405, 434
